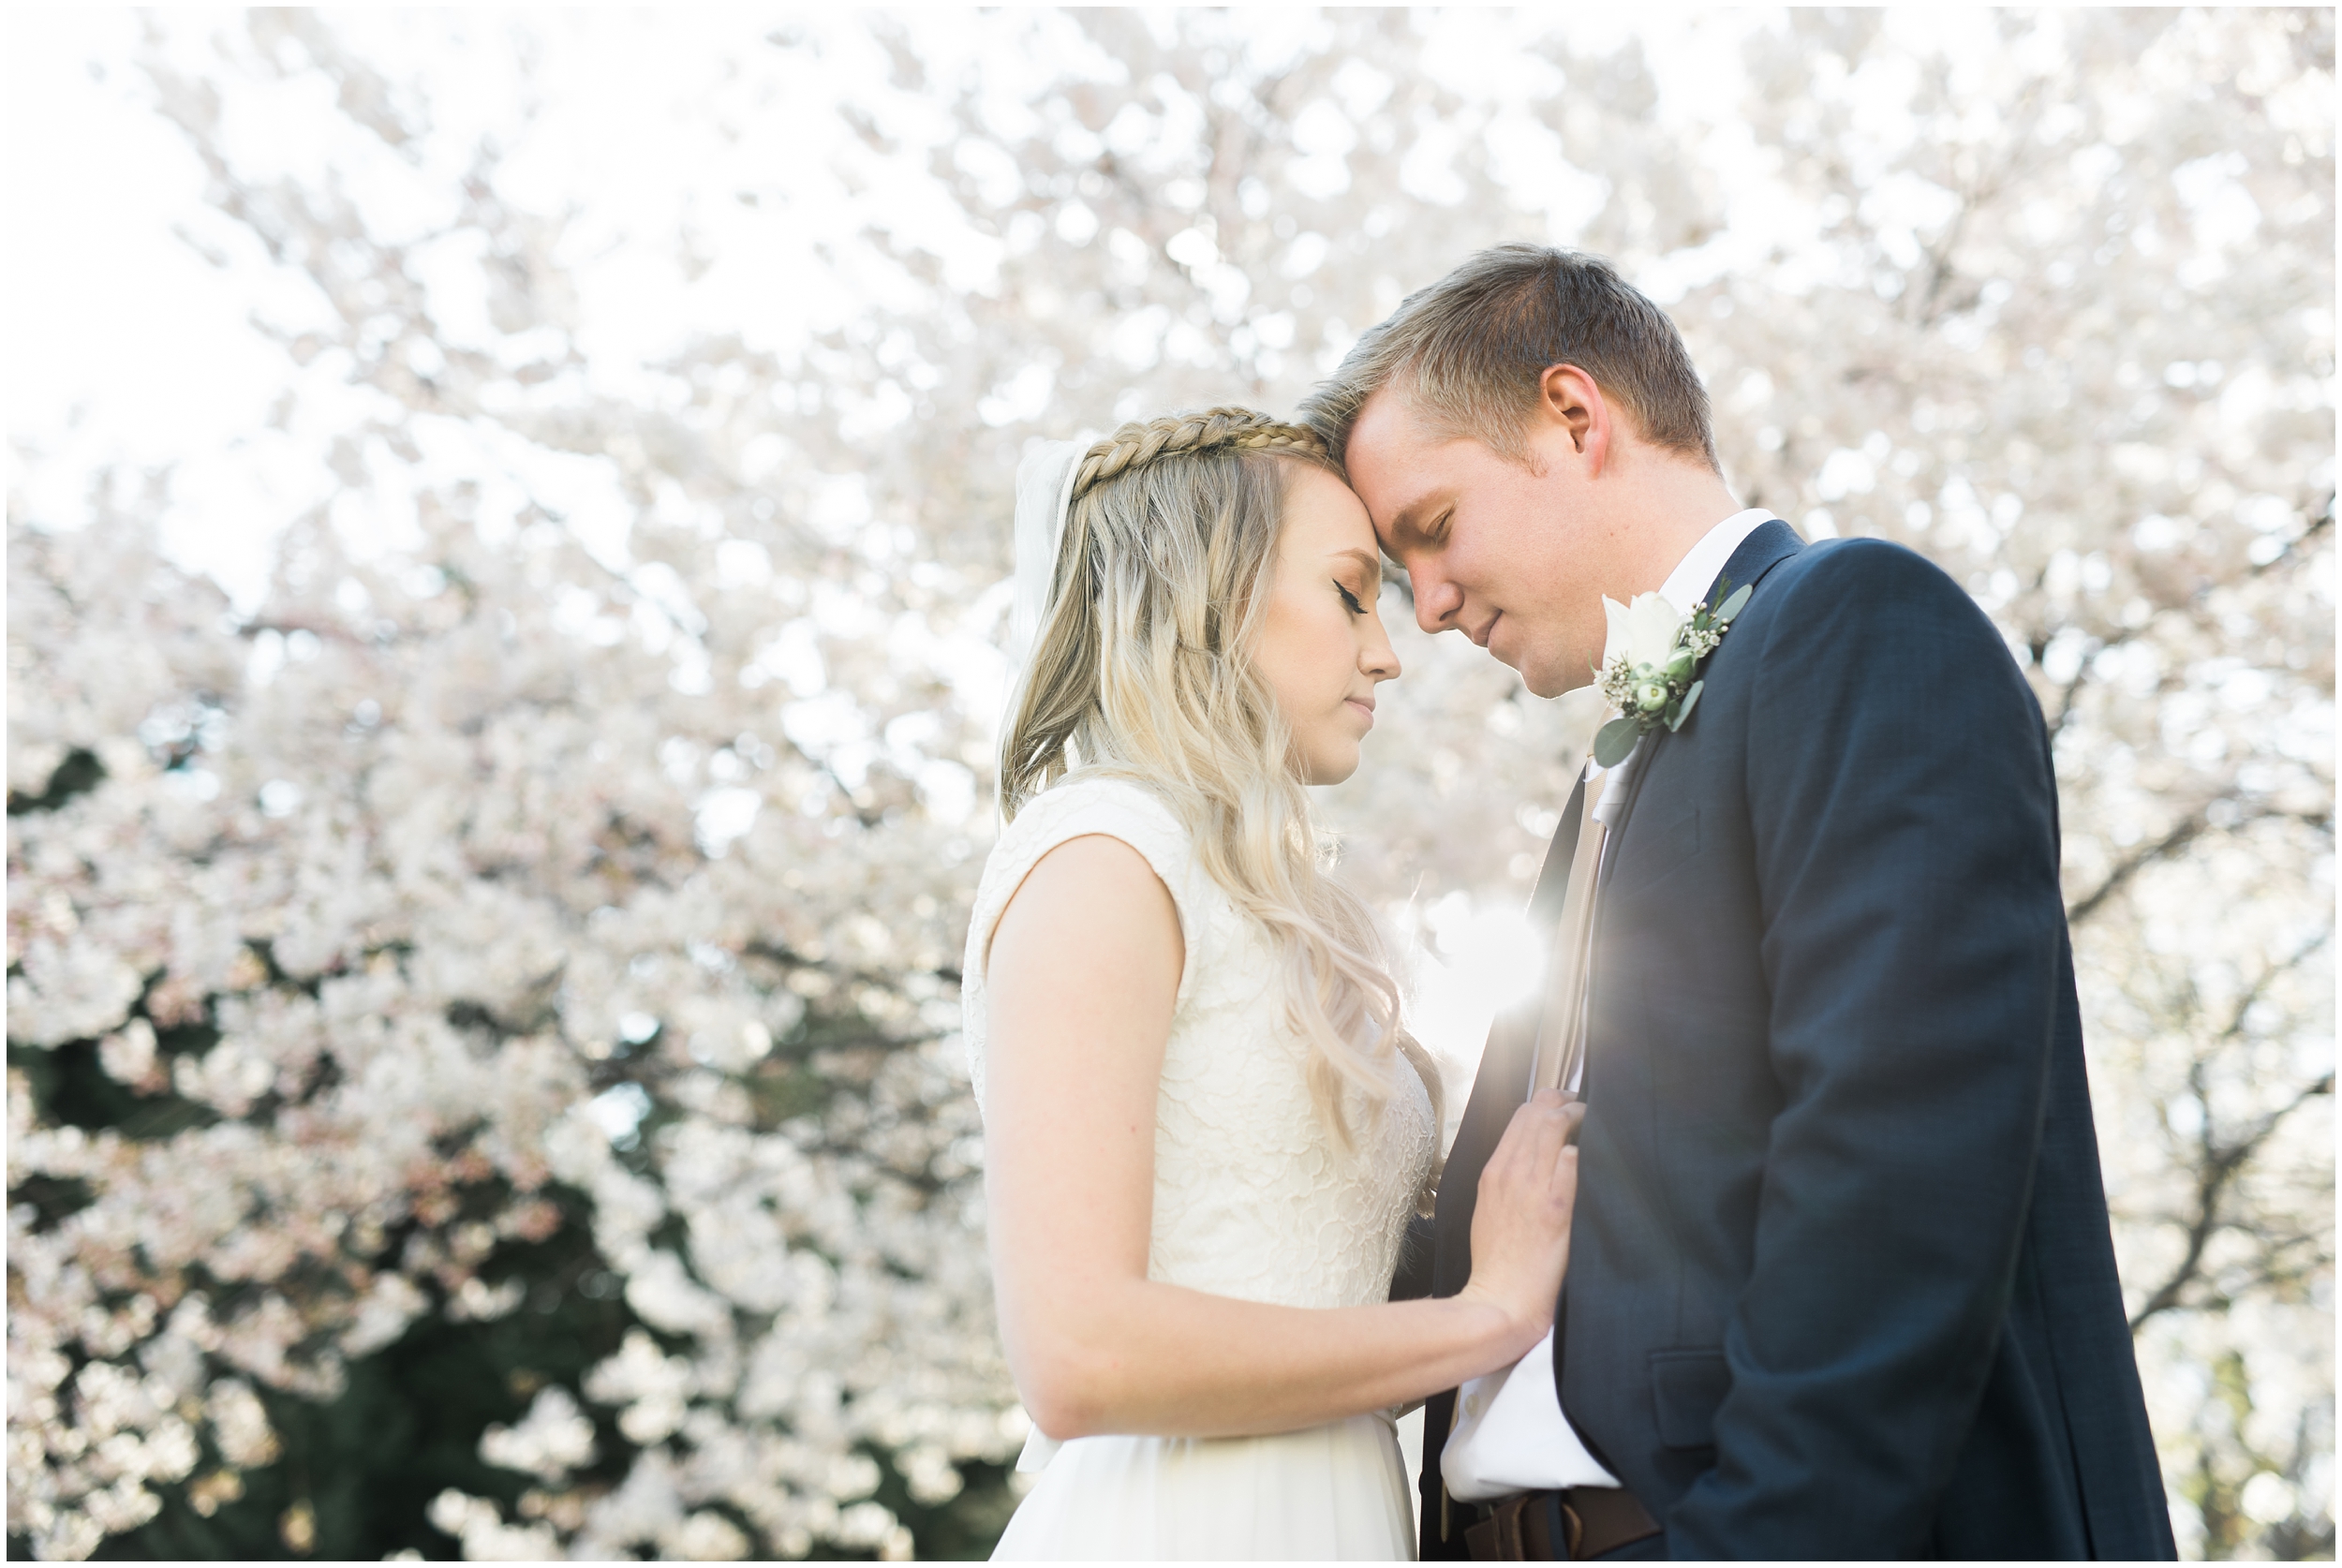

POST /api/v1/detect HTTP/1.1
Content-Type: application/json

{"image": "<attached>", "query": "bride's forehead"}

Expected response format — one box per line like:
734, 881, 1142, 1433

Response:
1277, 466, 1372, 534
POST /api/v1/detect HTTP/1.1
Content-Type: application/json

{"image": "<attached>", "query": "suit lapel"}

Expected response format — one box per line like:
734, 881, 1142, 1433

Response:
1712, 516, 1803, 614
1525, 774, 1587, 928
1596, 519, 1805, 863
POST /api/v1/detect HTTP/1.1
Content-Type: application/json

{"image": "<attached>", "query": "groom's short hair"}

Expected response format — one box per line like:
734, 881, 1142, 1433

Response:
1300, 244, 1719, 473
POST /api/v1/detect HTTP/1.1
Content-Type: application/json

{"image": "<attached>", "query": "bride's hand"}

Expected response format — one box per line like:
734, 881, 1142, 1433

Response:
1455, 1088, 1586, 1354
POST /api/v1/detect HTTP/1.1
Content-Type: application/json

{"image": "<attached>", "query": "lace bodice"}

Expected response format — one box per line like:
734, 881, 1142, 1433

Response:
963, 777, 1434, 1310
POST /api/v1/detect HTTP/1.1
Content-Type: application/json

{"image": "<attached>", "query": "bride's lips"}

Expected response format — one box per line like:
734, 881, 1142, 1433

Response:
1345, 697, 1375, 727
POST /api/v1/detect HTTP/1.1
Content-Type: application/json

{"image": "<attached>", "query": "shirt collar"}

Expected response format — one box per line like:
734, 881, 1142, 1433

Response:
1658, 507, 1775, 617
1585, 507, 1773, 788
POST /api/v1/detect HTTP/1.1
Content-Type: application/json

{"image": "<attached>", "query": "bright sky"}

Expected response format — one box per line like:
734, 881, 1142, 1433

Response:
8, 9, 893, 603
8, 13, 283, 574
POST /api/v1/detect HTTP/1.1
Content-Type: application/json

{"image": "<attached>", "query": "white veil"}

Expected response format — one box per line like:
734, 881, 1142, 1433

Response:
1008, 435, 1093, 663
994, 435, 1093, 821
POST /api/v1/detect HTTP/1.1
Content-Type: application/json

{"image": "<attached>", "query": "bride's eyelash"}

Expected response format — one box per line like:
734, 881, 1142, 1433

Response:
1335, 581, 1367, 615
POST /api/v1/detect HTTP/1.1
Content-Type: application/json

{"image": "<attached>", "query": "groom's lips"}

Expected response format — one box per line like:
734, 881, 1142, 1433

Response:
1470, 612, 1501, 648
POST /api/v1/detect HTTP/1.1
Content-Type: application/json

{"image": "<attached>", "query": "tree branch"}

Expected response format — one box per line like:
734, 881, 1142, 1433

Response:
2065, 802, 2334, 928
2128, 930, 2336, 1331
2066, 805, 2215, 927
2129, 1066, 2334, 1330
2250, 489, 2335, 578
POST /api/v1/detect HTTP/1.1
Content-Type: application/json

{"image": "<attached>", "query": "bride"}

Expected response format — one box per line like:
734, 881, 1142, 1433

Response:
962, 407, 1584, 1560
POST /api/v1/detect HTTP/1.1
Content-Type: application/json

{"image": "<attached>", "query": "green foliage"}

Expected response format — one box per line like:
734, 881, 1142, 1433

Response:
1593, 717, 1643, 768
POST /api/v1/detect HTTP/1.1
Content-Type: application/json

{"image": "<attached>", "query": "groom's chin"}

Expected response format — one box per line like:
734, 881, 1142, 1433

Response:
1519, 660, 1593, 702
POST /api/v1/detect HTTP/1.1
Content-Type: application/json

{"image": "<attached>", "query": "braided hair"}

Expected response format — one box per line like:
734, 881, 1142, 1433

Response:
1066, 407, 1333, 506
999, 407, 1443, 1179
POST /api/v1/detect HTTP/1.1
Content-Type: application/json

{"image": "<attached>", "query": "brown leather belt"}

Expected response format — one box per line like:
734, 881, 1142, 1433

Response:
1463, 1487, 1662, 1561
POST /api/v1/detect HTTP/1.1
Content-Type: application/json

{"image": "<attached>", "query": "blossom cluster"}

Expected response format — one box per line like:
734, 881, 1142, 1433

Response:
7, 496, 1028, 1558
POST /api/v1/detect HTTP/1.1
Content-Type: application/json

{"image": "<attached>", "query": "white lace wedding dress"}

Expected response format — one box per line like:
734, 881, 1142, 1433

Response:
963, 777, 1436, 1561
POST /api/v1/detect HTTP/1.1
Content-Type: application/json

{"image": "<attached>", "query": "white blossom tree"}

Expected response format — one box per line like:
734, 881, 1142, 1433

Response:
8, 8, 2330, 1560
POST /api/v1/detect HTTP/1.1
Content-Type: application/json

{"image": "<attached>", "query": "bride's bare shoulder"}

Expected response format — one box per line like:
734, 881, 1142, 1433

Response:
990, 831, 1181, 986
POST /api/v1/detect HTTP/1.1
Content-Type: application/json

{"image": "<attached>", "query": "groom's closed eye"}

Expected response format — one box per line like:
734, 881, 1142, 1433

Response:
1385, 500, 1451, 555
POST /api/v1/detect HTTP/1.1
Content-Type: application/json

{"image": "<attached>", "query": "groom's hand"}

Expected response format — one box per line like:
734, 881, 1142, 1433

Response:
1455, 1089, 1586, 1351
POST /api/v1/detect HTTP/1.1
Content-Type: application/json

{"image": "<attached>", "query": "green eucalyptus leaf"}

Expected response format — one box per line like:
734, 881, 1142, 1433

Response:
1667, 679, 1704, 732
1716, 584, 1753, 623
1593, 716, 1641, 767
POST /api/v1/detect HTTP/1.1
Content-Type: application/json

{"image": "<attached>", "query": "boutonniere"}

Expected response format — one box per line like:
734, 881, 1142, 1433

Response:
1591, 578, 1753, 766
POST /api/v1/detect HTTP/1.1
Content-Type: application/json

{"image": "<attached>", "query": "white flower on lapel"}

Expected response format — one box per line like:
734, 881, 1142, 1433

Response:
1602, 591, 1685, 675
1590, 577, 1755, 765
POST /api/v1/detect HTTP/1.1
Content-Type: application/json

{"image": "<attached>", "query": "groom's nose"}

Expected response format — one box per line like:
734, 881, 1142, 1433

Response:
1409, 566, 1462, 635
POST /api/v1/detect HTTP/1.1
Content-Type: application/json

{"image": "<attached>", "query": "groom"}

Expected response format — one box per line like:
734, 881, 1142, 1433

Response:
1305, 246, 2174, 1560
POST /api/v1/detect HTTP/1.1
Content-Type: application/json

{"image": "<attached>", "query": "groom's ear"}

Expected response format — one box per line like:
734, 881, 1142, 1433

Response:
1534, 363, 1611, 474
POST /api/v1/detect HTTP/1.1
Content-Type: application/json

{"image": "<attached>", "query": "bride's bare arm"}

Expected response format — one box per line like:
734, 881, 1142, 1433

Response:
983, 833, 1580, 1441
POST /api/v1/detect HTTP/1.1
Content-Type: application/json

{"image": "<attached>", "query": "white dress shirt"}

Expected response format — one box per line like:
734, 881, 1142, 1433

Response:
1443, 507, 1774, 1503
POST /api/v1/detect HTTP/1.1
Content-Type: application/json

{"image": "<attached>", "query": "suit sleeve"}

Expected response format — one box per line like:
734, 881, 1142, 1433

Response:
1665, 541, 2064, 1558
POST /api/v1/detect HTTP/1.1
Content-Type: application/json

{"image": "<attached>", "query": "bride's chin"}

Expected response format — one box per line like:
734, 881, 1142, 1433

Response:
1298, 747, 1363, 788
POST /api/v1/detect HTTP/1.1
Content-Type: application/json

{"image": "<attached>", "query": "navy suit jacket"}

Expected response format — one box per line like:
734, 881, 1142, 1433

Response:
1412, 522, 2173, 1560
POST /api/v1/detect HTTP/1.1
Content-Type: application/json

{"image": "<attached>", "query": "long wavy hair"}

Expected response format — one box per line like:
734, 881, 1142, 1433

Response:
1000, 407, 1442, 1191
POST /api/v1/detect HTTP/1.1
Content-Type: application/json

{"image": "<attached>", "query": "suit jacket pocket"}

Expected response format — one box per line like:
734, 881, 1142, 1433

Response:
1649, 1349, 1729, 1450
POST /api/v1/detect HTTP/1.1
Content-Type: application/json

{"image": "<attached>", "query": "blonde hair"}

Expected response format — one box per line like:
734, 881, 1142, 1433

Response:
1298, 243, 1719, 472
1000, 407, 1443, 1189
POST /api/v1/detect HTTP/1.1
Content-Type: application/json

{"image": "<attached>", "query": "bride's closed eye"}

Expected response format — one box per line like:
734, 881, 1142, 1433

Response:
1334, 581, 1367, 616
